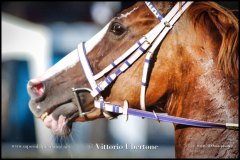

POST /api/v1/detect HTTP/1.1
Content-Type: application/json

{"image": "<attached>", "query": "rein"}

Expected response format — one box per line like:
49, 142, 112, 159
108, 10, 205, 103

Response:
73, 1, 238, 130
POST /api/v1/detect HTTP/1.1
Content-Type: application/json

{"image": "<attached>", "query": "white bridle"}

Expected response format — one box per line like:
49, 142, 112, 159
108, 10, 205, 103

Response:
72, 1, 238, 130
75, 1, 193, 113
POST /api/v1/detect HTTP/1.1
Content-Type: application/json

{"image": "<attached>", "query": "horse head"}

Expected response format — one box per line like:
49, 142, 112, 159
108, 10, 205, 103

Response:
27, 2, 238, 158
27, 1, 174, 135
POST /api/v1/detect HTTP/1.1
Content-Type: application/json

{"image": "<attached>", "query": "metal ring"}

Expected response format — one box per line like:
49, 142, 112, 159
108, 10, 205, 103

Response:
72, 87, 94, 117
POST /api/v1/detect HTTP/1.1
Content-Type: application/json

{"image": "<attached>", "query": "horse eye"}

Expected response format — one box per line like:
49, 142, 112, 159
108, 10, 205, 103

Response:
110, 22, 125, 36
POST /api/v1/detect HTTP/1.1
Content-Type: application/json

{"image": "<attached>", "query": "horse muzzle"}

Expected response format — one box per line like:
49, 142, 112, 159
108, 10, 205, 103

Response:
27, 78, 105, 135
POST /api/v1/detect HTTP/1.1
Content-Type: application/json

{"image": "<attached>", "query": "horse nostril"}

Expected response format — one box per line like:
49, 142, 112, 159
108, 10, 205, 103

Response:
27, 79, 45, 100
33, 83, 45, 97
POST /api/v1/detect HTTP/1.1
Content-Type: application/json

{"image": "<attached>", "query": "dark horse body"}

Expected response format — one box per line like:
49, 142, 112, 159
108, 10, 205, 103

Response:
27, 2, 238, 158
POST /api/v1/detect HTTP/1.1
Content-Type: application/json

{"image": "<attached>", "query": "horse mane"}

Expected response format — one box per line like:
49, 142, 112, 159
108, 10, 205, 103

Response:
188, 2, 239, 79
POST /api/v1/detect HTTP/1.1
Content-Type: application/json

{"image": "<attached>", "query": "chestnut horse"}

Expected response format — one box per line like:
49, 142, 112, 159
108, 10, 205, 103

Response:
27, 1, 238, 158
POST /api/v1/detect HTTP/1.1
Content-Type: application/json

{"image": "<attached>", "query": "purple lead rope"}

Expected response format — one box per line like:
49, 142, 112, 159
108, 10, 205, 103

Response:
127, 108, 226, 128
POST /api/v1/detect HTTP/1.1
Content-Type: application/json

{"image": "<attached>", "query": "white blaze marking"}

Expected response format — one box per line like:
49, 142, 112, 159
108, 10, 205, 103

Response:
37, 21, 111, 82
85, 21, 111, 54
37, 49, 79, 81
117, 7, 139, 19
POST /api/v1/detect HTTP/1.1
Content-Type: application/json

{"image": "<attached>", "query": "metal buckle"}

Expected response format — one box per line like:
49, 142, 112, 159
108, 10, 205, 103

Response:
143, 35, 151, 45
164, 21, 171, 27
71, 87, 94, 117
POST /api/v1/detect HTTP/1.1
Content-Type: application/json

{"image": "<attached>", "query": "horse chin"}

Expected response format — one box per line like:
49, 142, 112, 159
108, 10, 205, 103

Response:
41, 102, 79, 136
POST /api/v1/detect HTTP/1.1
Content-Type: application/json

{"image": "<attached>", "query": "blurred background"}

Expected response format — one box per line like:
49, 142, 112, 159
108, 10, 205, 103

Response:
2, 1, 238, 158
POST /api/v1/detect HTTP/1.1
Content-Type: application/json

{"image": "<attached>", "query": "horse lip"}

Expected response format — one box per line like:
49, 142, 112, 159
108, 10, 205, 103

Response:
40, 103, 79, 136
37, 105, 57, 120
39, 101, 78, 122
43, 114, 74, 136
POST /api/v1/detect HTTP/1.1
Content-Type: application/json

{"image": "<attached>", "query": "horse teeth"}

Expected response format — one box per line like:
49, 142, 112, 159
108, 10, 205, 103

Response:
40, 112, 48, 121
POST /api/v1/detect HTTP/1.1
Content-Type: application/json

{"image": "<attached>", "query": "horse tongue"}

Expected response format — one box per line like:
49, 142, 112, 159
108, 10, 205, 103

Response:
51, 103, 78, 121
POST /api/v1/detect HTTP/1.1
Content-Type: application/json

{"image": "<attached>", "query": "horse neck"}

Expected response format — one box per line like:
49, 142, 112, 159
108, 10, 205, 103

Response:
167, 65, 238, 158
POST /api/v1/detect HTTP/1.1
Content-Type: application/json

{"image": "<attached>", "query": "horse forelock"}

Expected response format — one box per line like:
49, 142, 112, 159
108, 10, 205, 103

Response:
188, 2, 239, 79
